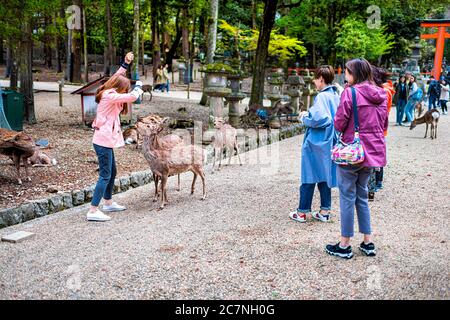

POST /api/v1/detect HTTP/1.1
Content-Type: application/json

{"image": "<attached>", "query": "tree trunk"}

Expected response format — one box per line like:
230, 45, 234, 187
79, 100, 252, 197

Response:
166, 8, 181, 72
200, 0, 219, 105
132, 0, 140, 80
55, 12, 63, 73
181, 8, 190, 61
190, 16, 196, 83
0, 37, 3, 64
19, 19, 36, 124
7, 44, 18, 90
249, 0, 278, 106
151, 0, 161, 81
251, 0, 257, 29
206, 0, 218, 64
104, 0, 114, 76
72, 0, 83, 83
44, 16, 53, 68
83, 7, 88, 83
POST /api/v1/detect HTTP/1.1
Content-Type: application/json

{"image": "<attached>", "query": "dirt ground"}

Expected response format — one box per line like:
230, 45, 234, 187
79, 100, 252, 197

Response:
0, 91, 210, 209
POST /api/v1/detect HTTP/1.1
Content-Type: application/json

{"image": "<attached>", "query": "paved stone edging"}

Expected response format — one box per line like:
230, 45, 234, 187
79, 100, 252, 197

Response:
0, 124, 304, 229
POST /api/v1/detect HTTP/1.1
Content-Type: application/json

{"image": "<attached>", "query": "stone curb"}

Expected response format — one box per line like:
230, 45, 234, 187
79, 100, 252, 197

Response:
0, 124, 304, 229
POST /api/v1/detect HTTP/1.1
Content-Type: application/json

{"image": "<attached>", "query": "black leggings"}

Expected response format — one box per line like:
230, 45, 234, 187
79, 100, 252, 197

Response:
440, 100, 448, 113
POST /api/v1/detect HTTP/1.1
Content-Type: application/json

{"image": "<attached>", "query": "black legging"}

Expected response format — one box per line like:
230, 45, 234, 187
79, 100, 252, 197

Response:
440, 100, 448, 113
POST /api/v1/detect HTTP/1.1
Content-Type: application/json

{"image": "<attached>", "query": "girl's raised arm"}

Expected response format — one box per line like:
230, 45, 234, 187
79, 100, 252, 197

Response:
113, 52, 134, 77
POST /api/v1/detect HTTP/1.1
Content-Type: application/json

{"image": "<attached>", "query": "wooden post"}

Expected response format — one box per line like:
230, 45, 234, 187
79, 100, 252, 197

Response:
59, 77, 64, 107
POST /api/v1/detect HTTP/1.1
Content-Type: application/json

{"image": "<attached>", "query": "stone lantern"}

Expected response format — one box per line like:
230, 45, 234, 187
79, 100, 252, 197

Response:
224, 65, 247, 128
265, 69, 285, 128
201, 64, 232, 135
285, 69, 305, 116
301, 69, 317, 111
178, 59, 187, 85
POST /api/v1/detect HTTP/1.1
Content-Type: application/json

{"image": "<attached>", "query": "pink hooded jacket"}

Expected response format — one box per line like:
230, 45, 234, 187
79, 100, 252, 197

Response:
92, 66, 138, 149
334, 81, 388, 167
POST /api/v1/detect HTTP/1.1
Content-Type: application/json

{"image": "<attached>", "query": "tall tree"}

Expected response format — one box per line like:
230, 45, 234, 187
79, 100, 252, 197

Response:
249, 0, 278, 106
181, 8, 190, 60
200, 0, 219, 105
72, 0, 83, 83
0, 37, 3, 64
104, 0, 115, 76
206, 0, 219, 63
151, 0, 161, 80
132, 0, 140, 80
165, 8, 182, 71
19, 18, 36, 124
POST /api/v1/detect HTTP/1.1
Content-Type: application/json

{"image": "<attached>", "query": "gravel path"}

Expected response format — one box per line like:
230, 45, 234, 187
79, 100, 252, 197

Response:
0, 111, 449, 300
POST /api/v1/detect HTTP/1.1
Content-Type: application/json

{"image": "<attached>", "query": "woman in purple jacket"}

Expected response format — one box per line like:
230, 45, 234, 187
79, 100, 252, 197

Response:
325, 58, 388, 259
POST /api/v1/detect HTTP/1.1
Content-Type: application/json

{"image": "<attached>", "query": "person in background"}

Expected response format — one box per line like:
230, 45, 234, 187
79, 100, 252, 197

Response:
163, 64, 170, 93
394, 75, 408, 126
439, 79, 449, 115
404, 74, 419, 124
87, 52, 143, 222
367, 66, 395, 201
326, 58, 388, 259
153, 65, 165, 92
427, 75, 440, 111
288, 66, 340, 223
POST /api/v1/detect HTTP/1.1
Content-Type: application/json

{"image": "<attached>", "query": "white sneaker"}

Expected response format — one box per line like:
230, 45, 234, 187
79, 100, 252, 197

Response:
289, 211, 307, 223
312, 211, 331, 222
87, 209, 111, 222
102, 202, 126, 212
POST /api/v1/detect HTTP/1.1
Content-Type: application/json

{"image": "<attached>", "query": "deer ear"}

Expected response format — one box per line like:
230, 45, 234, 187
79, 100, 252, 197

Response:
161, 117, 170, 125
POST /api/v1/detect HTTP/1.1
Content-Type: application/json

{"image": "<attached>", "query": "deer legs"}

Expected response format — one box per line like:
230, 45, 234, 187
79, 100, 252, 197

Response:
11, 153, 31, 185
424, 123, 428, 138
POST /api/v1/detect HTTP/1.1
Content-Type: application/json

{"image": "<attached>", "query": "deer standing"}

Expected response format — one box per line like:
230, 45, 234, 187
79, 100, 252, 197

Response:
410, 108, 440, 139
211, 117, 242, 173
136, 117, 206, 209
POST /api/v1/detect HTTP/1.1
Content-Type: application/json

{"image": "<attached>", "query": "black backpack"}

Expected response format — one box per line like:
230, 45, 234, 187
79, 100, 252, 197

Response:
430, 81, 440, 96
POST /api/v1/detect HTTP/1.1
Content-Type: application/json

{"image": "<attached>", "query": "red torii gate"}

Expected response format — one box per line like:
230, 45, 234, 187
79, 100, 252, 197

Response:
420, 19, 450, 80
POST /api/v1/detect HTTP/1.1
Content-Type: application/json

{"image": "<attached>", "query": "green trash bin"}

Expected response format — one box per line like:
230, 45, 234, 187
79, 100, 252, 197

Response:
1, 90, 24, 131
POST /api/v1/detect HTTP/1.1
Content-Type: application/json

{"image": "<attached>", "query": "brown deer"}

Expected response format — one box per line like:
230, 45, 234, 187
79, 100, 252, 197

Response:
136, 117, 206, 209
410, 108, 440, 139
28, 149, 57, 167
211, 117, 242, 173
0, 128, 36, 184
137, 115, 184, 200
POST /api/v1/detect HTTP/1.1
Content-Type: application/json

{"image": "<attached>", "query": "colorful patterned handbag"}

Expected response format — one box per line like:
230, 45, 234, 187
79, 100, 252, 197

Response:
331, 87, 365, 165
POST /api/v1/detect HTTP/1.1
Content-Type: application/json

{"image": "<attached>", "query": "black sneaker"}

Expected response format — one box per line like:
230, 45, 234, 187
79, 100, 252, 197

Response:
359, 242, 376, 256
325, 242, 353, 259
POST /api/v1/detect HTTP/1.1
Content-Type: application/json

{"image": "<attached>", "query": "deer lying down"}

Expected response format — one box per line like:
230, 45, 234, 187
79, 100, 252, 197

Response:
28, 150, 57, 167
410, 108, 440, 139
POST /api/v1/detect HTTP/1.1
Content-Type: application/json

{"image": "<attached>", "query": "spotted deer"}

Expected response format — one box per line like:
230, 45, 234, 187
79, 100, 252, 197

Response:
410, 108, 440, 139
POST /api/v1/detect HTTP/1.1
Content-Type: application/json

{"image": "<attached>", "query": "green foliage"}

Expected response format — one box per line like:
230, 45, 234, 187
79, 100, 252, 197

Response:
200, 62, 234, 73
218, 19, 307, 63
335, 16, 395, 62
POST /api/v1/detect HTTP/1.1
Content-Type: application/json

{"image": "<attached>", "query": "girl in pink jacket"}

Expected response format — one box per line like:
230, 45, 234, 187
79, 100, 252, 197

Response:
325, 58, 388, 259
87, 52, 143, 222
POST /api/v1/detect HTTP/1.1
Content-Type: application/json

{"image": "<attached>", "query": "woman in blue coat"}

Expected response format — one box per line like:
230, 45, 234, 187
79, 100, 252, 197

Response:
289, 66, 339, 223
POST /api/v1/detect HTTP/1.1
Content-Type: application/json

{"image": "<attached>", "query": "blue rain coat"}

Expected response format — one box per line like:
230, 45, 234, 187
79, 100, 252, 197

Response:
301, 85, 340, 188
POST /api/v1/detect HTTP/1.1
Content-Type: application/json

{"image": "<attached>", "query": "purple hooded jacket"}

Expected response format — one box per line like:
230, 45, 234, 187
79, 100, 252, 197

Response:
334, 81, 388, 167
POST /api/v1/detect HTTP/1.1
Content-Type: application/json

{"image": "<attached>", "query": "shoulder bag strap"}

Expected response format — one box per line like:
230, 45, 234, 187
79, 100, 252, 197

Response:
350, 87, 360, 133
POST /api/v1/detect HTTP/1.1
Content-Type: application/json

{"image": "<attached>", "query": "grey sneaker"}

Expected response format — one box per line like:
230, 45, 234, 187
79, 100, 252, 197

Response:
103, 202, 126, 212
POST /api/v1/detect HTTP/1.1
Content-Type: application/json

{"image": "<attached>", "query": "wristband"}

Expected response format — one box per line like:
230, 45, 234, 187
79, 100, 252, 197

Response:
121, 62, 130, 69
